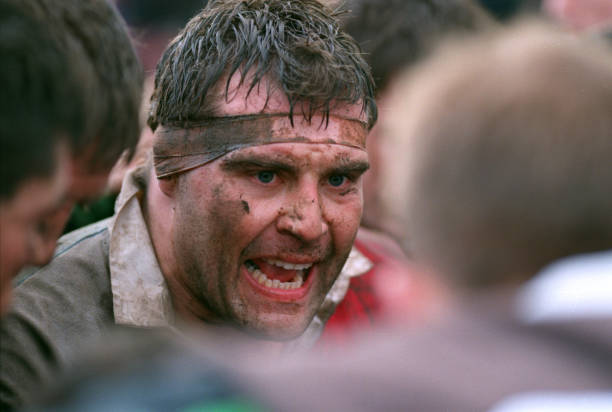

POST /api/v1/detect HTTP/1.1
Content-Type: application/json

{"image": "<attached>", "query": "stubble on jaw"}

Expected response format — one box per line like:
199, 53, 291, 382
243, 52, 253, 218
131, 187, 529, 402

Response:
171, 177, 242, 323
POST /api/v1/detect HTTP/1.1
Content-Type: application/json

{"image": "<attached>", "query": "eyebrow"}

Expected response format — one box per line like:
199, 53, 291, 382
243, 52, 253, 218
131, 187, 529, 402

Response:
220, 155, 297, 174
220, 154, 370, 176
328, 159, 370, 175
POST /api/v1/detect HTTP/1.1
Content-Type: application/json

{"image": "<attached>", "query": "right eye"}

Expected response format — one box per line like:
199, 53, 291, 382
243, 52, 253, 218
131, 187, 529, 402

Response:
256, 171, 276, 184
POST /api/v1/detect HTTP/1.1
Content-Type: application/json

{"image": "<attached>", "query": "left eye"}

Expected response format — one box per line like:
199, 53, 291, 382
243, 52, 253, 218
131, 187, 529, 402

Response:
328, 175, 346, 187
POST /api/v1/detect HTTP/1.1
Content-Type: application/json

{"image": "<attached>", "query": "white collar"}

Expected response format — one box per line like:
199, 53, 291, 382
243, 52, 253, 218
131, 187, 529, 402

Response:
108, 164, 174, 327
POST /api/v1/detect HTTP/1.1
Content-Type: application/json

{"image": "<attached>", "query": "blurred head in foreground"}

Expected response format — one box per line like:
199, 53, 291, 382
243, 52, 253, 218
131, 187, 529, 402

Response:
0, 1, 79, 312
31, 0, 143, 199
8, 0, 143, 240
0, 0, 142, 312
382, 21, 612, 289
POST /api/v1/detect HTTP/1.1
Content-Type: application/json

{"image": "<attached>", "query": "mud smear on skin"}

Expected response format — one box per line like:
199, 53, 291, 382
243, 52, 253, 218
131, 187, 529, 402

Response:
239, 193, 250, 214
335, 151, 355, 166
205, 182, 251, 319
241, 200, 250, 214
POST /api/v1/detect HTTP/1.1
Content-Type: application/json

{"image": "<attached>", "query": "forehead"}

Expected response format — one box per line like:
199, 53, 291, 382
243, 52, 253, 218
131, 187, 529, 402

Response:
216, 73, 368, 147
216, 72, 367, 124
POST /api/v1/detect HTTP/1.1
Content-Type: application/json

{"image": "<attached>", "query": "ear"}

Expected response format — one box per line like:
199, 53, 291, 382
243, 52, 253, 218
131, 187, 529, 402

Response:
157, 176, 178, 198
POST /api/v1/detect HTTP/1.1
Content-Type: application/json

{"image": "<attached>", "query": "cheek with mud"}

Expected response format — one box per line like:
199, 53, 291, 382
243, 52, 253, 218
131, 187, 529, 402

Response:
173, 181, 249, 320
240, 199, 250, 214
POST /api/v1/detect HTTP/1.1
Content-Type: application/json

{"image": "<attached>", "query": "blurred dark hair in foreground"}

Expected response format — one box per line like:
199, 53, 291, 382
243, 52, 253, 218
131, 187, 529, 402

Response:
0, 1, 82, 199
343, 0, 494, 94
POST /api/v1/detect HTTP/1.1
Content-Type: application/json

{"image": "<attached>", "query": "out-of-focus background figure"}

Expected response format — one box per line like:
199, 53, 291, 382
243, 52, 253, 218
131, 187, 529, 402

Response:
117, 0, 204, 73
1, 0, 143, 408
543, 0, 612, 31
5, 0, 144, 243
382, 22, 612, 302
0, 1, 79, 313
22, 0, 142, 205
474, 0, 612, 348
2, 0, 143, 313
342, 0, 494, 238
241, 20, 612, 411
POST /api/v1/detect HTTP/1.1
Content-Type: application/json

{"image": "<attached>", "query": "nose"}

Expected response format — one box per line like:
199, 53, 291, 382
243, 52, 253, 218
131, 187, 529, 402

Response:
276, 183, 329, 242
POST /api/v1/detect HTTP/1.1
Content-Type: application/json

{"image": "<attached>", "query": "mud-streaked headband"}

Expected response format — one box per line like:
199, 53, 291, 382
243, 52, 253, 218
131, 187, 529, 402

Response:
153, 113, 368, 178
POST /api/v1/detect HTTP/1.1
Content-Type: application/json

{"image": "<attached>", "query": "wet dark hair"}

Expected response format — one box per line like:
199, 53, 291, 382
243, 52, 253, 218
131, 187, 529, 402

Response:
17, 0, 144, 170
0, 1, 83, 199
343, 0, 493, 93
149, 0, 377, 131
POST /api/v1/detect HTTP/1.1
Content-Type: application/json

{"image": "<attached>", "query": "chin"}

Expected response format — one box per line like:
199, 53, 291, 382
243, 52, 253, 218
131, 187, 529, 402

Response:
245, 313, 313, 341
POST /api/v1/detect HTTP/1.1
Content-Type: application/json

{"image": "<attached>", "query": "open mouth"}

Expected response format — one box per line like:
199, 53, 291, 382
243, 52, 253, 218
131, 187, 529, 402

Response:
244, 258, 313, 290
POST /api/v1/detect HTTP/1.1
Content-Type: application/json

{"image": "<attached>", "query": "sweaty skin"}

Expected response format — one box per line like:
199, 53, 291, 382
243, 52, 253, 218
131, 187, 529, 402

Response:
147, 74, 369, 340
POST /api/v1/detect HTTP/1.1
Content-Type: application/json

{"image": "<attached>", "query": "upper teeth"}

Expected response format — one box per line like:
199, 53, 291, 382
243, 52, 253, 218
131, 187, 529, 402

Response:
264, 259, 312, 271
